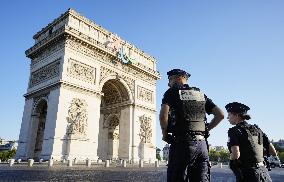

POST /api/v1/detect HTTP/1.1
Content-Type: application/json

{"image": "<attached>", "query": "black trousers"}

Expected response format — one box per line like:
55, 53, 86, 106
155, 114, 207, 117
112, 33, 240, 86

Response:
237, 166, 272, 182
167, 140, 210, 182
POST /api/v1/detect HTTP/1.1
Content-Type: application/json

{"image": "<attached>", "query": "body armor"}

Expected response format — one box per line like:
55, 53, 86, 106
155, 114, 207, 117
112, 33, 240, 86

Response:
172, 84, 206, 135
238, 123, 264, 165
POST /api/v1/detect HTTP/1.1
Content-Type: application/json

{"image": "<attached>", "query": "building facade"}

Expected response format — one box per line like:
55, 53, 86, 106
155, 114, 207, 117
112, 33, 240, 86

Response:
16, 9, 160, 162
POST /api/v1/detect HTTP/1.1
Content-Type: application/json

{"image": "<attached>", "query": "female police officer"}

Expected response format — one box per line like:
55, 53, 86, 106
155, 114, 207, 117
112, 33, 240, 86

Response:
226, 102, 277, 182
160, 69, 224, 182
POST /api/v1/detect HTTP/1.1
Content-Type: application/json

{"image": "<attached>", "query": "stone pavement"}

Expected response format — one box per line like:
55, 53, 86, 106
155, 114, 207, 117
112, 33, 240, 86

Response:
0, 162, 284, 181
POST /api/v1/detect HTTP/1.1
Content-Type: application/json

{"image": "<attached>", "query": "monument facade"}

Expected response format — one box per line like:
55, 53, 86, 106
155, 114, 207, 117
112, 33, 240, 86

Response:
16, 9, 160, 162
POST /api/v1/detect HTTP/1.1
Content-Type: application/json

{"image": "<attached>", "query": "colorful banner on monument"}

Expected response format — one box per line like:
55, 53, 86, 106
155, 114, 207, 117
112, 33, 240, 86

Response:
104, 34, 137, 64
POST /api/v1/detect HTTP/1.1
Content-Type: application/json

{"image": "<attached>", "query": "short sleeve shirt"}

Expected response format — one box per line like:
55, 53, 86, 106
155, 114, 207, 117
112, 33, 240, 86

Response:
227, 122, 270, 152
162, 85, 216, 114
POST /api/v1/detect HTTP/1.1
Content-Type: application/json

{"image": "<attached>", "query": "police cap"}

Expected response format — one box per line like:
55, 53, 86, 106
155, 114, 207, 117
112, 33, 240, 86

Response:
225, 102, 250, 114
167, 69, 191, 78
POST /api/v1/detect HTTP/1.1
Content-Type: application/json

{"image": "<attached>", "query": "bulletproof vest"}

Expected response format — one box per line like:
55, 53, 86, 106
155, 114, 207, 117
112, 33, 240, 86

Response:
172, 84, 206, 135
239, 123, 264, 164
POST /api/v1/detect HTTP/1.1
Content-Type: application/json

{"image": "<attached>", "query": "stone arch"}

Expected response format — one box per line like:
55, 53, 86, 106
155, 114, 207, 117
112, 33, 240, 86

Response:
29, 97, 48, 160
99, 75, 134, 104
98, 77, 132, 160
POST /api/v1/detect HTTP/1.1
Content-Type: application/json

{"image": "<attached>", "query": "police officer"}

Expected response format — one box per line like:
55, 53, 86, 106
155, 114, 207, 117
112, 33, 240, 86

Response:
226, 102, 278, 182
160, 69, 224, 182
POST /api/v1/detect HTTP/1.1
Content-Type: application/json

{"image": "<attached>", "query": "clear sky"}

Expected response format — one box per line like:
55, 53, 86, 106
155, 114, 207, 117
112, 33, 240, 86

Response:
1, 1, 284, 150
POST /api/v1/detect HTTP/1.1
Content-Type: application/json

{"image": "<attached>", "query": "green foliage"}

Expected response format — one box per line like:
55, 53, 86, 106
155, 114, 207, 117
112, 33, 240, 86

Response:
274, 144, 284, 153
279, 152, 284, 163
209, 148, 220, 162
0, 149, 16, 161
219, 149, 230, 162
209, 148, 230, 162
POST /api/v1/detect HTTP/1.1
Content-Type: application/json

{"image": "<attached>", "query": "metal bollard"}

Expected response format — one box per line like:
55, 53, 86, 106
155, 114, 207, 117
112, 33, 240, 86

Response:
28, 159, 34, 167
67, 159, 73, 167
105, 160, 110, 167
139, 159, 143, 168
122, 160, 127, 167
86, 159, 91, 167
155, 160, 159, 167
9, 159, 15, 167
39, 159, 43, 164
219, 162, 223, 168
48, 159, 54, 167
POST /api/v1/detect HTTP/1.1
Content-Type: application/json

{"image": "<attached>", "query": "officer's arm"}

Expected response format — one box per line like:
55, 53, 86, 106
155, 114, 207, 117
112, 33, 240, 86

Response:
159, 104, 170, 141
269, 143, 277, 156
207, 106, 224, 131
230, 145, 240, 160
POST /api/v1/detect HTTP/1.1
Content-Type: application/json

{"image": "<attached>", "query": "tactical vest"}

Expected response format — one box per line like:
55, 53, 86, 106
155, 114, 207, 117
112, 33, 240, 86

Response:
172, 85, 206, 135
238, 123, 264, 164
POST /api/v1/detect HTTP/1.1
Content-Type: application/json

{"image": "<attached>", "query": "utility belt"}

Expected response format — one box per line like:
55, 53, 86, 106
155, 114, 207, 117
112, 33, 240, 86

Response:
243, 161, 265, 168
175, 132, 205, 141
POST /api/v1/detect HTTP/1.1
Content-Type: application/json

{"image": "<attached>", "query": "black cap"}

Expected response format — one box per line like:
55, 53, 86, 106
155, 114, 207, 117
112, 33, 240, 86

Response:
225, 102, 250, 114
167, 69, 191, 78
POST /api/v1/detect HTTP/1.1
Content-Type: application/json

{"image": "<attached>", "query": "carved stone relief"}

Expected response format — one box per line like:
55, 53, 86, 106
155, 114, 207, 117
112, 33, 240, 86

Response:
31, 40, 64, 68
100, 66, 135, 97
68, 59, 95, 84
29, 60, 60, 88
65, 38, 156, 85
137, 86, 153, 103
66, 98, 88, 135
138, 114, 152, 143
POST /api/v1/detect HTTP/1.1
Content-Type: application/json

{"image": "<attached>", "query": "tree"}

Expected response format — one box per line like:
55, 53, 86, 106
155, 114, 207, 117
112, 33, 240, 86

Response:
219, 149, 230, 162
0, 149, 16, 161
279, 152, 284, 163
209, 148, 220, 162
274, 143, 284, 153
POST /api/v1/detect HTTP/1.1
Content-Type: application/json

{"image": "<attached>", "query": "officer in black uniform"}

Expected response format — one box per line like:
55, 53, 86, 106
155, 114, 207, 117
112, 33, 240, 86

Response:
160, 69, 224, 182
226, 102, 278, 182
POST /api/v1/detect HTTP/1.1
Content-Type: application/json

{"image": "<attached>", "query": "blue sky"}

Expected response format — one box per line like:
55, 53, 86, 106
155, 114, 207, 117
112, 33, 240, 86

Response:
1, 1, 284, 150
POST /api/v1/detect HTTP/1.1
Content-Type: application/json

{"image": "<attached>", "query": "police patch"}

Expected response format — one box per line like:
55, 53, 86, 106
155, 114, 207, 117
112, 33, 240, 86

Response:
179, 90, 205, 101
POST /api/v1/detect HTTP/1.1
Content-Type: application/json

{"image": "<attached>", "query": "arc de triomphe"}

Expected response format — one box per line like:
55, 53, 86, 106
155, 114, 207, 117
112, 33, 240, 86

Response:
16, 9, 160, 162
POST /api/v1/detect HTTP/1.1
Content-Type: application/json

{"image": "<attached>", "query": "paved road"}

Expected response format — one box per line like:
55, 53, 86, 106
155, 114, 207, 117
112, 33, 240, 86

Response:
0, 163, 283, 181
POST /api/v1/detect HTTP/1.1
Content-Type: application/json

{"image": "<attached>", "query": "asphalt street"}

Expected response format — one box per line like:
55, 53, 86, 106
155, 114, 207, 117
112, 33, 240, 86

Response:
0, 163, 283, 181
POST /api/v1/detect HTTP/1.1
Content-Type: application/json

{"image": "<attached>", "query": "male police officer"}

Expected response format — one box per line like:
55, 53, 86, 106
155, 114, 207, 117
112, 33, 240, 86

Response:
160, 69, 224, 182
226, 102, 277, 182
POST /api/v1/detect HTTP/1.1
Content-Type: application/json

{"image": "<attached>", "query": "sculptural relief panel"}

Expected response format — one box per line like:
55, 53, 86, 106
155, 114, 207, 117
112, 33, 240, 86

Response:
31, 40, 64, 68
65, 38, 156, 85
138, 114, 152, 144
137, 86, 153, 103
29, 60, 60, 88
66, 98, 88, 136
67, 59, 96, 84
